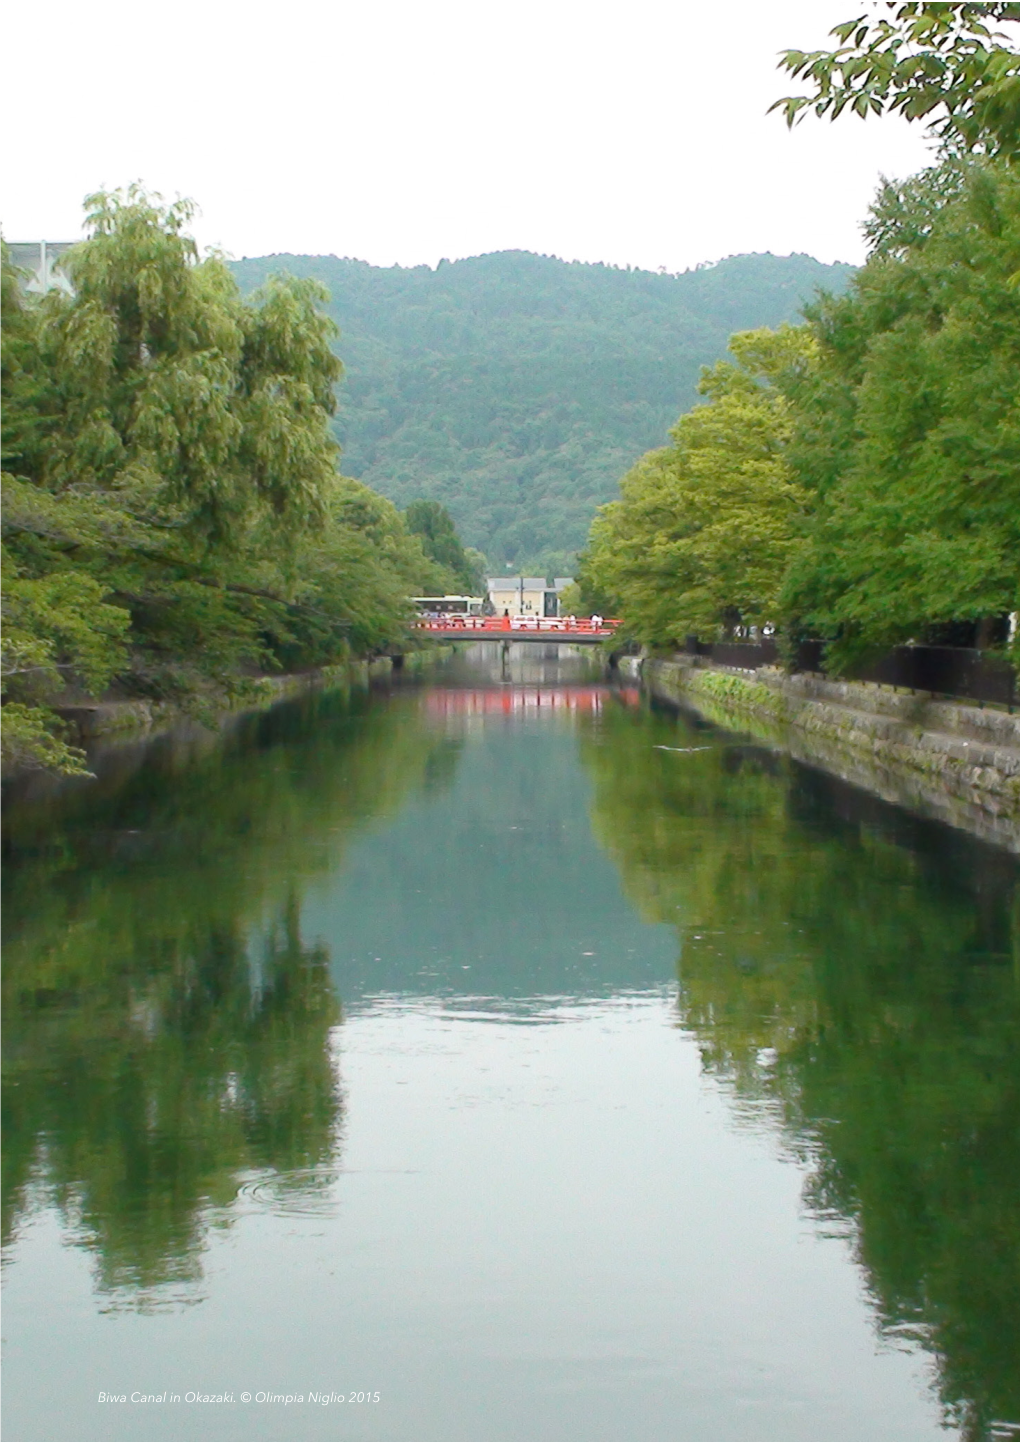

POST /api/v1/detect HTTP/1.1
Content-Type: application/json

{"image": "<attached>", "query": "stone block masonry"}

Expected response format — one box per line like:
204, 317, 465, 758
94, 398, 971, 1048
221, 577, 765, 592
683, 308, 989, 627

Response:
634, 656, 1020, 854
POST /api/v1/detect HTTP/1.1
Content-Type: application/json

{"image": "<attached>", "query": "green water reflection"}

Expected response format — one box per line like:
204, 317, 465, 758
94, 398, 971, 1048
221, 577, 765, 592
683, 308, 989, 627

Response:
2, 685, 458, 1302
2, 663, 1019, 1439
580, 698, 1020, 1441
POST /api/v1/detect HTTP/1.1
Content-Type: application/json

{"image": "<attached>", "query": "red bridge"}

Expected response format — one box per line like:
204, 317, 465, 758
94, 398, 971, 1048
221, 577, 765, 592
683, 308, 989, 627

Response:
414, 616, 621, 644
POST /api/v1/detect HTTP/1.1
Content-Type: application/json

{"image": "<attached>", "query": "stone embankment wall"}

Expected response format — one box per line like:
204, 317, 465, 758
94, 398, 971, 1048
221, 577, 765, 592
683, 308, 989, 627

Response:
53, 649, 447, 745
630, 655, 1020, 853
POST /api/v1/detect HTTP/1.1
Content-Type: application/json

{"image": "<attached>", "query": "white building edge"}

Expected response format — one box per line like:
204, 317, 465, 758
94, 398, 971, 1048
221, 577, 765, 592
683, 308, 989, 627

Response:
7, 241, 77, 296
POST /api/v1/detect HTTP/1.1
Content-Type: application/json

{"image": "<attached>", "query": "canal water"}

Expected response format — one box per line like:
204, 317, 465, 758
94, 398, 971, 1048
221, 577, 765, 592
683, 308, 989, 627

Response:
3, 647, 1018, 1442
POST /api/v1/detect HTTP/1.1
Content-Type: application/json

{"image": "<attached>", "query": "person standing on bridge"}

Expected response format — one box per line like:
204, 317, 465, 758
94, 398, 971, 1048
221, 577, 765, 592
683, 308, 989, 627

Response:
590, 613, 603, 631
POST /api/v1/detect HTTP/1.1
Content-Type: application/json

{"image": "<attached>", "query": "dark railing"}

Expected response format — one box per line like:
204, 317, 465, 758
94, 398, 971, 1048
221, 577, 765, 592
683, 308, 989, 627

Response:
687, 638, 780, 670
854, 644, 1016, 708
684, 637, 1016, 710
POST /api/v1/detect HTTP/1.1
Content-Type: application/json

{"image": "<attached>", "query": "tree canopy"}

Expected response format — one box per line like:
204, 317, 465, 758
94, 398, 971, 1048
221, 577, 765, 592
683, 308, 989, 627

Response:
576, 326, 815, 646
578, 157, 1020, 671
404, 499, 486, 594
1, 188, 454, 772
781, 157, 1020, 668
775, 3, 1020, 161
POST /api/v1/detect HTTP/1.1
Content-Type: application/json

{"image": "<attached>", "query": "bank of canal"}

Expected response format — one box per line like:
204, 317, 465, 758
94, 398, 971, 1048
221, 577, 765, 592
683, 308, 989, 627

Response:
3, 644, 1018, 1442
633, 654, 1020, 854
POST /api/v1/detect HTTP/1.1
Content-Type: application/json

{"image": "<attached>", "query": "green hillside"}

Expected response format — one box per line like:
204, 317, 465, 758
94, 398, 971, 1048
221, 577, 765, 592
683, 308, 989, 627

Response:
231, 250, 853, 573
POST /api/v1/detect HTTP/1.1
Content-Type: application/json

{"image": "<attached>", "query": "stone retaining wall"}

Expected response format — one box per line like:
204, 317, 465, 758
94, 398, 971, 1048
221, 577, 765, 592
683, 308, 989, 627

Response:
635, 655, 1020, 852
50, 647, 451, 746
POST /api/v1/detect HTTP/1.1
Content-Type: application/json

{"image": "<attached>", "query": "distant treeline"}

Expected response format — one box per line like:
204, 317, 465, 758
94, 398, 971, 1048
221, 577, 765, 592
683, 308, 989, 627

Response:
230, 249, 853, 575
578, 157, 1020, 672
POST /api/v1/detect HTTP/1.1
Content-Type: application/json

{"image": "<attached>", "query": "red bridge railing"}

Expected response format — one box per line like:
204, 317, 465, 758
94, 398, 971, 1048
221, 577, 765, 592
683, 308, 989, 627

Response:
414, 616, 621, 638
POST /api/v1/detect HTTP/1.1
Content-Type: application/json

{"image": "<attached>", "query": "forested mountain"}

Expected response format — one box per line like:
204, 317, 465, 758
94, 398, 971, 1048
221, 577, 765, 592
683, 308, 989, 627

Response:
230, 250, 853, 573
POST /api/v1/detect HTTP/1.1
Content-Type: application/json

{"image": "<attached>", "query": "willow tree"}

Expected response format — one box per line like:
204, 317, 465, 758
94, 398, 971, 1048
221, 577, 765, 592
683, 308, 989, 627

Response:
577, 325, 814, 647
2, 187, 438, 771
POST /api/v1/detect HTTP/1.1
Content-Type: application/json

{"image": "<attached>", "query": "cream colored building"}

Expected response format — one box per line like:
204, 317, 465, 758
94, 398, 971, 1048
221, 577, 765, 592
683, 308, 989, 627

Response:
487, 577, 573, 617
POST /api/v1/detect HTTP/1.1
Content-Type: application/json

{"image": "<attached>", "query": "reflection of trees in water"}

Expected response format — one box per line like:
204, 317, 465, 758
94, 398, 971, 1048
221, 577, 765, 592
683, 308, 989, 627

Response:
2, 686, 461, 1304
4, 902, 338, 1300
581, 702, 1020, 1441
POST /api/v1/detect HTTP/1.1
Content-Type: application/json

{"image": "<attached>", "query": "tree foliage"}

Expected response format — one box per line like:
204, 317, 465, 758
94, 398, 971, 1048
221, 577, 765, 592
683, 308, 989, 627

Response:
576, 326, 814, 645
775, 3, 1020, 162
578, 158, 1020, 672
782, 158, 1020, 668
2, 189, 457, 771
404, 499, 486, 593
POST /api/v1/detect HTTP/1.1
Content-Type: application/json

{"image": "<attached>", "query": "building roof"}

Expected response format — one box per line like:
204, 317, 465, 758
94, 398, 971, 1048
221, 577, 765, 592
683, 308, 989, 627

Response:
487, 577, 548, 591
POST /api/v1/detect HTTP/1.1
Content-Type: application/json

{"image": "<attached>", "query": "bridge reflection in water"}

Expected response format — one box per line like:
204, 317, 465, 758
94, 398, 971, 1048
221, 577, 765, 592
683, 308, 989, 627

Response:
424, 685, 640, 717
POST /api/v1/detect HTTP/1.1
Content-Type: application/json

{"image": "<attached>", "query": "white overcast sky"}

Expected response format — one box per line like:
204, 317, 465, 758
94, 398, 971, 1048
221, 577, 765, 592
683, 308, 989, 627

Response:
4, 0, 933, 271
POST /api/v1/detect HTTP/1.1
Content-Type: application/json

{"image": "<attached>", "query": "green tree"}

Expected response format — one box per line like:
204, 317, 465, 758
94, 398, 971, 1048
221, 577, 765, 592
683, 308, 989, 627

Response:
2, 190, 441, 772
780, 158, 1020, 669
403, 498, 485, 593
577, 326, 814, 646
775, 3, 1020, 162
